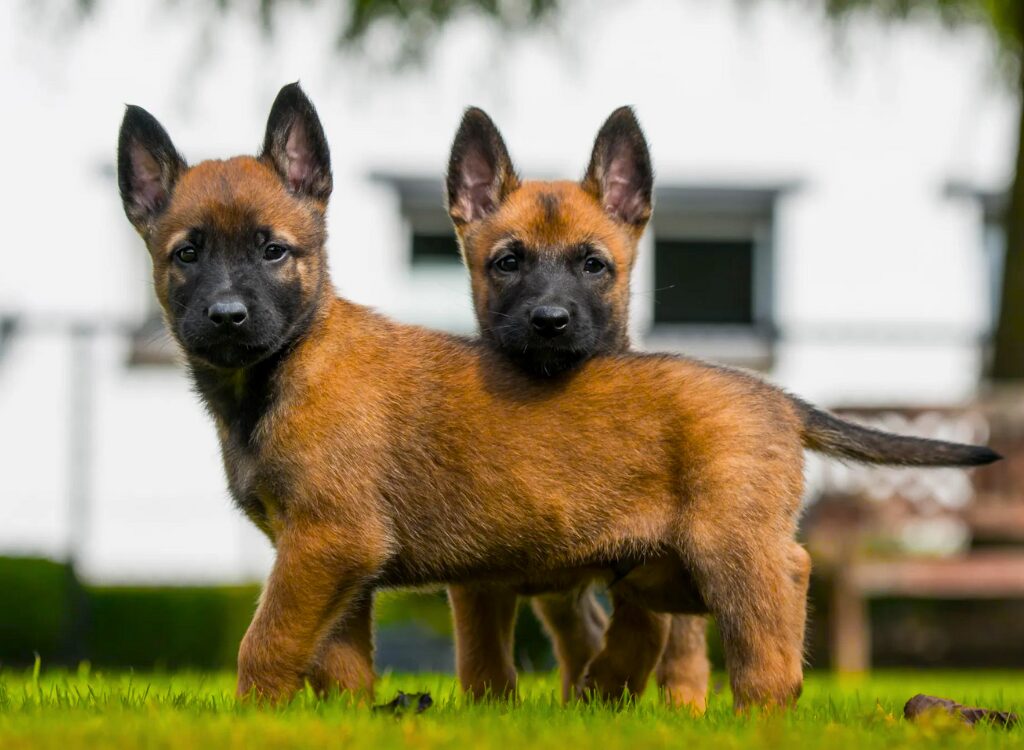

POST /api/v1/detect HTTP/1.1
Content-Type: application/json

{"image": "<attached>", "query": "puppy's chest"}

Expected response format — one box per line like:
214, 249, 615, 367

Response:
221, 435, 286, 540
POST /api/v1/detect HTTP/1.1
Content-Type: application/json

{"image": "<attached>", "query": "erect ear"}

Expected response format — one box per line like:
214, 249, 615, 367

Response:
581, 106, 653, 228
259, 82, 332, 205
445, 107, 520, 226
117, 105, 187, 236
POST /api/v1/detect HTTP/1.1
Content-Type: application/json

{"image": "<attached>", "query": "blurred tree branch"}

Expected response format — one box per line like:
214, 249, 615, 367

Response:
810, 3, 1024, 382
60, 0, 558, 62
819, 0, 1019, 54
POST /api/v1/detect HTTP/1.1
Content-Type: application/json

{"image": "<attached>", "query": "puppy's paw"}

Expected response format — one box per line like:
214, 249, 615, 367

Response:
575, 664, 636, 707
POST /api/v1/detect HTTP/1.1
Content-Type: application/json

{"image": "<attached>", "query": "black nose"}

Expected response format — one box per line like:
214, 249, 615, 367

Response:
207, 299, 249, 327
530, 306, 570, 338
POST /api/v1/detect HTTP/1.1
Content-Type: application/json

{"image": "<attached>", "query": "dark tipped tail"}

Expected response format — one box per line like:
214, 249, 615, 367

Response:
794, 400, 1001, 467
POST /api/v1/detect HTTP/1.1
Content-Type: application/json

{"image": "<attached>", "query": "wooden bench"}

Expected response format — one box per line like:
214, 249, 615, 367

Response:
831, 550, 1024, 672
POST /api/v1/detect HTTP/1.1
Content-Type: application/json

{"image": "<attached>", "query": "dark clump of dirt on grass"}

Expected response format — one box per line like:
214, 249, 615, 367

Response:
904, 693, 1019, 728
372, 691, 433, 716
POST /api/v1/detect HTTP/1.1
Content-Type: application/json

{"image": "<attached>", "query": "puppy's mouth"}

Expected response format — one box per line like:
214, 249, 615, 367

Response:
176, 327, 278, 370
184, 340, 272, 369
487, 321, 599, 377
529, 354, 587, 377
509, 338, 594, 378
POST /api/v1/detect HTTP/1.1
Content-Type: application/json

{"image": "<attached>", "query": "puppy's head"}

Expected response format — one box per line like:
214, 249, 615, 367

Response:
117, 83, 332, 370
446, 107, 652, 376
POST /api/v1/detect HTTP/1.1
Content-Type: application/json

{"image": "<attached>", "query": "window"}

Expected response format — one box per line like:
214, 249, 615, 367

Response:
0, 316, 14, 362
638, 185, 788, 370
653, 238, 755, 325
372, 174, 463, 267
983, 215, 1006, 331
411, 232, 461, 265
372, 173, 475, 333
945, 182, 1006, 332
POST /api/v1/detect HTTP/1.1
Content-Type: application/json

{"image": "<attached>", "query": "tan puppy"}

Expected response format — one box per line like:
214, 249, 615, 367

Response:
446, 107, 710, 709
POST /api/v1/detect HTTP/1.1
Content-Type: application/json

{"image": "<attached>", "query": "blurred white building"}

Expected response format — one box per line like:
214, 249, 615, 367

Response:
0, 0, 1015, 582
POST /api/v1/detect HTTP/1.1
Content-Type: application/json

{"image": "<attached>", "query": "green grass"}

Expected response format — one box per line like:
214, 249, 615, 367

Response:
0, 667, 1020, 749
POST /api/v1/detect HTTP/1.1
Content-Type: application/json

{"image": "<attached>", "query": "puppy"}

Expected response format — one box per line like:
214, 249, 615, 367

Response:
117, 83, 998, 709
446, 107, 710, 709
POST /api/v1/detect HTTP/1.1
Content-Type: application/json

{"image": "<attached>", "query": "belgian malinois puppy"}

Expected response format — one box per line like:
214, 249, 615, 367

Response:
446, 108, 711, 710
117, 83, 998, 709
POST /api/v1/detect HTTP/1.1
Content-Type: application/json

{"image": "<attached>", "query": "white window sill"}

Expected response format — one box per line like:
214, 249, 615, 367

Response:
641, 325, 775, 370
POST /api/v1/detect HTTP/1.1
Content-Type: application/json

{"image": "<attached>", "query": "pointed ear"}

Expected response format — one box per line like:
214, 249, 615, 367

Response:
446, 108, 520, 226
581, 106, 653, 228
259, 82, 332, 205
117, 105, 187, 235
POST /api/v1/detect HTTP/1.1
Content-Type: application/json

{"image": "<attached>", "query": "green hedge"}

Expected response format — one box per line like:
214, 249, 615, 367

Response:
0, 557, 722, 672
84, 584, 259, 669
0, 556, 79, 664
0, 557, 260, 670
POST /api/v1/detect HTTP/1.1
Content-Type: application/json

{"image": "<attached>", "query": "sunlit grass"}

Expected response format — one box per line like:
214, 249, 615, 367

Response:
0, 665, 1020, 749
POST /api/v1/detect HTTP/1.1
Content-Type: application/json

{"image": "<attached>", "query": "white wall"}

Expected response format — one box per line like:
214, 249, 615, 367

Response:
0, 0, 1015, 581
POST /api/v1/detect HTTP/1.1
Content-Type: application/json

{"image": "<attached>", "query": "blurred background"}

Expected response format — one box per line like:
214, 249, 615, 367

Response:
1, 0, 1023, 676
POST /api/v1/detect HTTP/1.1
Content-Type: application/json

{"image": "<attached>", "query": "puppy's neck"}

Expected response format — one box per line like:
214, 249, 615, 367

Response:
190, 353, 286, 451
602, 326, 631, 356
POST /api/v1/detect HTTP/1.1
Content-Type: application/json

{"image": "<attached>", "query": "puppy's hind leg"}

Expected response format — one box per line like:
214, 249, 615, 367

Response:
675, 475, 811, 713
680, 518, 808, 711
532, 587, 608, 703
656, 615, 710, 714
578, 594, 669, 704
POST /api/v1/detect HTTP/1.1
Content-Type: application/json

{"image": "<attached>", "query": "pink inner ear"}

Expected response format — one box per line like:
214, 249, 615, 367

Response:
130, 142, 167, 212
458, 149, 497, 222
285, 120, 313, 193
603, 144, 644, 224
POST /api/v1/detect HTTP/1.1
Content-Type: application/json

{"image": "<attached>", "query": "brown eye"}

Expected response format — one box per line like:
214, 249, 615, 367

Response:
175, 246, 198, 264
495, 255, 519, 273
583, 257, 606, 274
263, 244, 289, 262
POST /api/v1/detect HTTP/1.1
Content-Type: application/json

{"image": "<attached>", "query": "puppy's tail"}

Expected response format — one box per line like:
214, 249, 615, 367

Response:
792, 398, 1001, 467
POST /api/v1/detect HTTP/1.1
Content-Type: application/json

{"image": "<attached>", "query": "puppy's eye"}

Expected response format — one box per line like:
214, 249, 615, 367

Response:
263, 244, 289, 262
583, 257, 607, 274
175, 246, 198, 264
495, 255, 519, 273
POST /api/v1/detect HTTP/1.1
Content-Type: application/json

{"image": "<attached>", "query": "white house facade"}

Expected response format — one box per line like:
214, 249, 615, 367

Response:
0, 0, 1015, 582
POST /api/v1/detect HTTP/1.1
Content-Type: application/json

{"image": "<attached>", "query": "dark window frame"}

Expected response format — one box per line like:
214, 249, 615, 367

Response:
649, 187, 782, 335
372, 174, 464, 269
370, 173, 478, 334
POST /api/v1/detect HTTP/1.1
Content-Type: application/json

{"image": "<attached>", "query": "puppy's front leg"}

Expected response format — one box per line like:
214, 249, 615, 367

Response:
237, 526, 381, 703
307, 589, 376, 700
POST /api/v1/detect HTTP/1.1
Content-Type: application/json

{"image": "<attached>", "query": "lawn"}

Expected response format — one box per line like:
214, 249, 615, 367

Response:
0, 667, 1020, 749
